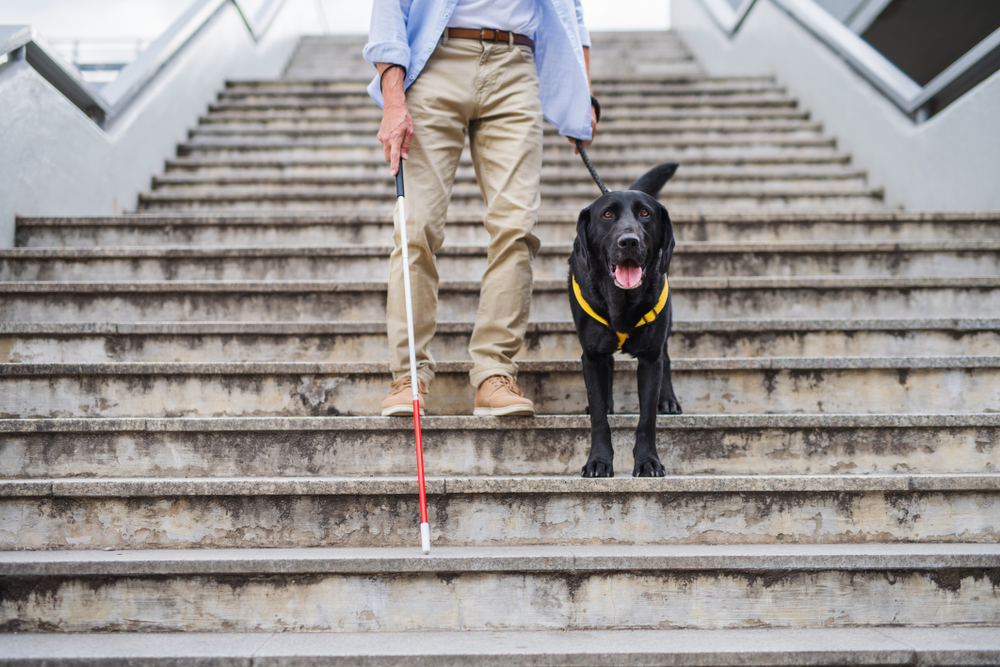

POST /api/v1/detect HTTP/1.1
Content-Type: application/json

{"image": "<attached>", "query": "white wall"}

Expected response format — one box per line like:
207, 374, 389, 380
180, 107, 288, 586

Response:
672, 0, 1000, 211
0, 0, 323, 247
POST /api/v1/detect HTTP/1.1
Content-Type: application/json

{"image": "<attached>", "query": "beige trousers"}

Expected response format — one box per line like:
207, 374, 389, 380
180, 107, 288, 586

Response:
387, 37, 543, 389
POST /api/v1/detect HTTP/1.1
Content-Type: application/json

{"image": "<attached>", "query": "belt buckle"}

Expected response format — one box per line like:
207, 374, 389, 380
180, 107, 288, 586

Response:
479, 28, 502, 43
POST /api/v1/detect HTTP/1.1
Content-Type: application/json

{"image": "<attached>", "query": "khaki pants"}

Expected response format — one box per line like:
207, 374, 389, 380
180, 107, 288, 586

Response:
387, 37, 543, 389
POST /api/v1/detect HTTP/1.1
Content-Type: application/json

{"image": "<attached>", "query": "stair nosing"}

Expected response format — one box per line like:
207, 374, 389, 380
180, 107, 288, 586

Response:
3, 317, 998, 336
2, 543, 998, 577
3, 355, 999, 376
3, 276, 998, 292
3, 412, 999, 434
4, 240, 999, 259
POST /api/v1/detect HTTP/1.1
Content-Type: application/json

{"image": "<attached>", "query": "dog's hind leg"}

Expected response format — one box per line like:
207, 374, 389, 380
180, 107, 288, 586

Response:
658, 345, 682, 414
634, 353, 667, 477
605, 354, 615, 415
581, 350, 615, 477
658, 304, 682, 415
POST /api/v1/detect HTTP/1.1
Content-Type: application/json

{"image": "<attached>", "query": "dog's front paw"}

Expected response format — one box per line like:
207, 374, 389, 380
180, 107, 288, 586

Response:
581, 459, 614, 478
658, 398, 682, 414
633, 457, 666, 477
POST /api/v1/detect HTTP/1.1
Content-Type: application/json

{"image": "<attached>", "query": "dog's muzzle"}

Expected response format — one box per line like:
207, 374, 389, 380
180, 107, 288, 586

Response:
610, 234, 646, 290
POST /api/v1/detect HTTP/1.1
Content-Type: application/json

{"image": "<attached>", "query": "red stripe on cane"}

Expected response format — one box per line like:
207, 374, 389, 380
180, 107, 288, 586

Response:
413, 399, 428, 524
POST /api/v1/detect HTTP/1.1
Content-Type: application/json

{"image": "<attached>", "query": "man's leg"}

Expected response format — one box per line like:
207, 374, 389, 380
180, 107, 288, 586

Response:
382, 39, 478, 414
467, 43, 543, 413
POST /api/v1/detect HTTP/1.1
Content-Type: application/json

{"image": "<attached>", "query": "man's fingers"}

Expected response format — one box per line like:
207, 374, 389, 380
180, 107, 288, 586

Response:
389, 143, 400, 176
400, 127, 413, 161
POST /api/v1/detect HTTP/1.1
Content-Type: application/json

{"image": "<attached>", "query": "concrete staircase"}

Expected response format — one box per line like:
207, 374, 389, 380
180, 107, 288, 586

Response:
2, 31, 999, 664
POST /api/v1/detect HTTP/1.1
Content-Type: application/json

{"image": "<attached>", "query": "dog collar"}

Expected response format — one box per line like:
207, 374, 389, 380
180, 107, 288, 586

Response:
572, 273, 669, 350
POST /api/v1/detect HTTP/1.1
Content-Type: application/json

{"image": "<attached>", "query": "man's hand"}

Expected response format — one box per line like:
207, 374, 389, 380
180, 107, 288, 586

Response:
573, 104, 599, 152
376, 63, 413, 176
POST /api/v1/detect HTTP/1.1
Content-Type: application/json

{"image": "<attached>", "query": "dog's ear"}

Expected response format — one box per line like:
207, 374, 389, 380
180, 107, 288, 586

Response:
628, 163, 679, 198
657, 204, 676, 275
573, 206, 592, 274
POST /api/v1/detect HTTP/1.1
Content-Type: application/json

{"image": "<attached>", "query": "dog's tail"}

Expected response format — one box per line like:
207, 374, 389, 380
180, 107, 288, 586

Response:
629, 163, 679, 197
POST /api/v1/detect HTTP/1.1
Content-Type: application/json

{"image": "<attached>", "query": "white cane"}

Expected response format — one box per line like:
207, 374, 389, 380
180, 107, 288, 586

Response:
396, 162, 431, 554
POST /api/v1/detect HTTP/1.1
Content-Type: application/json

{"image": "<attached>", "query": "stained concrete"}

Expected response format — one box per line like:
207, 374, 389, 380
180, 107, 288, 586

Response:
3, 478, 997, 549
3, 567, 998, 632
2, 414, 997, 478
14, 211, 999, 248
2, 357, 998, 417
8, 627, 1000, 666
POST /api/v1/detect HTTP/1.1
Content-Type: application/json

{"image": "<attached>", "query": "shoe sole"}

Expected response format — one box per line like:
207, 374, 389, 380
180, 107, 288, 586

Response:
382, 403, 425, 417
473, 405, 535, 417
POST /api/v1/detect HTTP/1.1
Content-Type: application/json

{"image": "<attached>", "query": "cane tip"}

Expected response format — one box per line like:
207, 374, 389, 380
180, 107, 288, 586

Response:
420, 522, 431, 554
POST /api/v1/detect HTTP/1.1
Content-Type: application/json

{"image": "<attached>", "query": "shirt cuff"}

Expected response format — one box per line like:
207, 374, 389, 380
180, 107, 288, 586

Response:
362, 41, 412, 68
578, 25, 591, 49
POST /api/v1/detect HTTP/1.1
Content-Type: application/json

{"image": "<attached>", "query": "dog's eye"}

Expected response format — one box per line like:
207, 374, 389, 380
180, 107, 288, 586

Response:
640, 209, 650, 217
603, 211, 613, 219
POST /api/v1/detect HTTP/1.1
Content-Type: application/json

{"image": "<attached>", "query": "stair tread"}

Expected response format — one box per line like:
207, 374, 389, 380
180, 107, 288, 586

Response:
4, 276, 998, 291
2, 627, 998, 665
7, 473, 1000, 500
4, 355, 999, 375
5, 239, 999, 257
19, 210, 1000, 225
3, 316, 997, 334
3, 412, 999, 433
4, 543, 999, 576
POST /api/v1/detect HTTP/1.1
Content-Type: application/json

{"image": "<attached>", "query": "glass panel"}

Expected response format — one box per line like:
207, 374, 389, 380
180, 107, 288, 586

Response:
860, 0, 1000, 86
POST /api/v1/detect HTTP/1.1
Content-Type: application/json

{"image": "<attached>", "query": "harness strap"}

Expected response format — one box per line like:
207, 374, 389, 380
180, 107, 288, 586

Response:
572, 273, 669, 350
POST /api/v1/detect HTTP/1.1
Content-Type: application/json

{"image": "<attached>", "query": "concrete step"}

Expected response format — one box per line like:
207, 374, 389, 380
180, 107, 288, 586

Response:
163, 151, 851, 173
136, 195, 886, 214
7, 545, 997, 633
3, 277, 996, 322
217, 82, 789, 100
2, 356, 997, 418
191, 120, 826, 138
3, 413, 997, 479
4, 318, 997, 364
153, 165, 870, 190
35, 209, 1000, 248
229, 76, 780, 93
4, 627, 999, 666
201, 106, 814, 122
4, 241, 997, 282
180, 134, 834, 151
4, 477, 999, 549
207, 93, 798, 111
137, 185, 884, 212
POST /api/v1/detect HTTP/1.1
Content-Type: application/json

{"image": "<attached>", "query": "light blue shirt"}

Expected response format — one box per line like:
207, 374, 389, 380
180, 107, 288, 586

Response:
364, 0, 593, 140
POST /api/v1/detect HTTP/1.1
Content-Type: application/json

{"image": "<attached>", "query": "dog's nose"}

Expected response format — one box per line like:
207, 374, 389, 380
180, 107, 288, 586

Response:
617, 234, 640, 251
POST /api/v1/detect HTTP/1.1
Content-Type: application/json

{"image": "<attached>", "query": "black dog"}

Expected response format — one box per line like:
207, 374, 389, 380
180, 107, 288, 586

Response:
568, 163, 681, 478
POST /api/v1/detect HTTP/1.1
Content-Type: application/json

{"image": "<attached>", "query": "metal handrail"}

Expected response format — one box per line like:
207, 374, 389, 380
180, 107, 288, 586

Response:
695, 0, 1000, 122
0, 0, 286, 127
699, 0, 758, 36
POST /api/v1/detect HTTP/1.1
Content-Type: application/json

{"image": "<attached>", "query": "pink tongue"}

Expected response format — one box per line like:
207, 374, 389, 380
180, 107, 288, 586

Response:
615, 262, 642, 288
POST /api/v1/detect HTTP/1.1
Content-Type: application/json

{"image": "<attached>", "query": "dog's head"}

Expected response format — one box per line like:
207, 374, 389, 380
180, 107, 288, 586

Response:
573, 163, 678, 290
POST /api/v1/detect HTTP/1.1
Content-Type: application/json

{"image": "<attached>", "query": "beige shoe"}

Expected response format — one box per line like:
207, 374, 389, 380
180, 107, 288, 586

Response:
381, 376, 428, 416
473, 375, 535, 417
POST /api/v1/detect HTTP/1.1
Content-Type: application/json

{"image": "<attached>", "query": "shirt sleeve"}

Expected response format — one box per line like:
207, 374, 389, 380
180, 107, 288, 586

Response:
574, 0, 591, 48
363, 0, 412, 67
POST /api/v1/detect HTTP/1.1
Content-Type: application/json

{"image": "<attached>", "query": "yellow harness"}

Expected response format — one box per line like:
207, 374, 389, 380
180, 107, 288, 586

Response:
571, 273, 669, 350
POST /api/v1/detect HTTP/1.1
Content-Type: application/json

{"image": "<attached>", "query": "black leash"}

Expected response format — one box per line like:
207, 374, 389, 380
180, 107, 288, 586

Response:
575, 139, 610, 195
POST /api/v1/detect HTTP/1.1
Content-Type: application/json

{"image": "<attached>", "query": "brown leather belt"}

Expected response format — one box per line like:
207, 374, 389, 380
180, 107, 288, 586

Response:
447, 28, 535, 51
